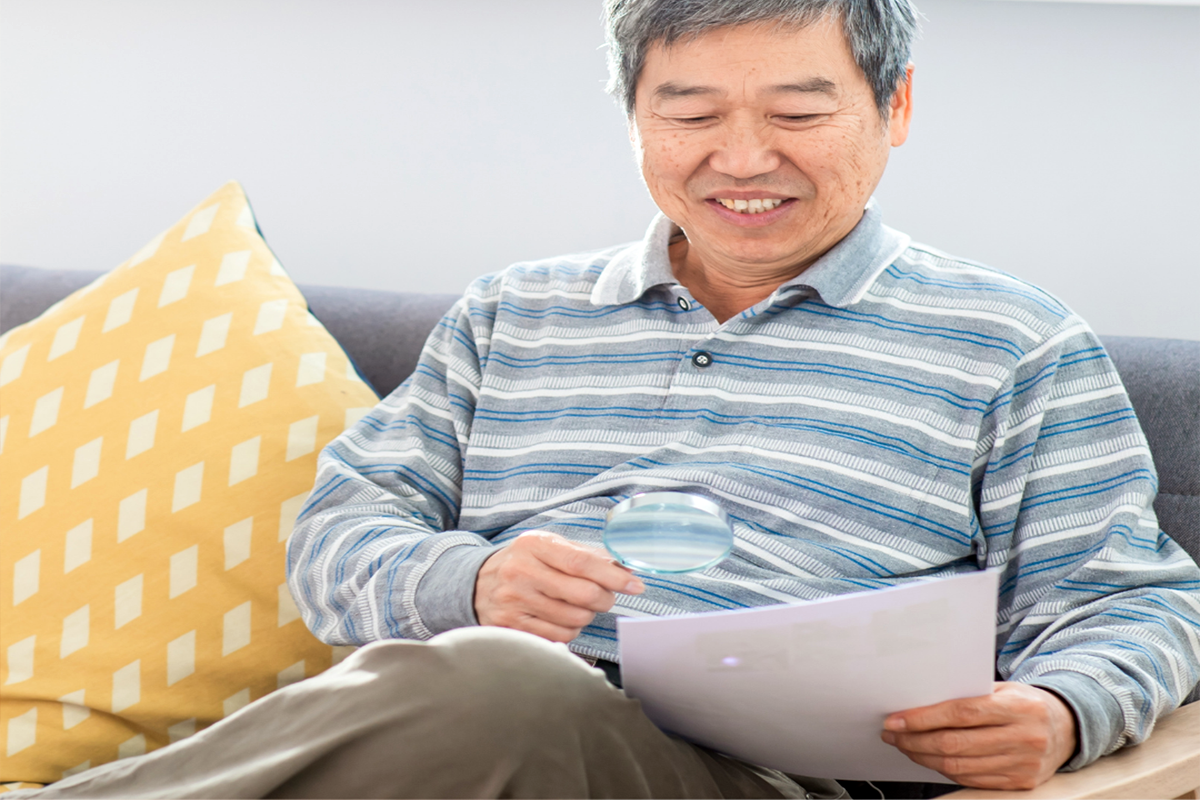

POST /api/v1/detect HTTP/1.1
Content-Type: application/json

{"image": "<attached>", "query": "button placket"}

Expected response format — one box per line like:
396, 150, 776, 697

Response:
660, 293, 718, 413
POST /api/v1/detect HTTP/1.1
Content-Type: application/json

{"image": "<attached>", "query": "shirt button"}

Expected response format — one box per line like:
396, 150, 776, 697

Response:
692, 351, 713, 368
677, 297, 691, 310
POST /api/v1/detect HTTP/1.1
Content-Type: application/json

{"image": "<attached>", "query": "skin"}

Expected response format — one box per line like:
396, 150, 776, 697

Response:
632, 18, 911, 323
475, 531, 644, 643
882, 682, 1078, 790
475, 17, 1077, 791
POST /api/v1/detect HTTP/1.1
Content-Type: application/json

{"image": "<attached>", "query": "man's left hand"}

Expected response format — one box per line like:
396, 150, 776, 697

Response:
881, 681, 1077, 791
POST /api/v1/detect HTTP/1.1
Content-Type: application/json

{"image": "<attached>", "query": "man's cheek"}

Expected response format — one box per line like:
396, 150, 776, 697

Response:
642, 150, 695, 209
644, 138, 691, 179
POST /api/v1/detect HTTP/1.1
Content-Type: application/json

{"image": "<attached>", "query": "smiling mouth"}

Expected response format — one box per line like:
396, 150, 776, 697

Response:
713, 198, 786, 214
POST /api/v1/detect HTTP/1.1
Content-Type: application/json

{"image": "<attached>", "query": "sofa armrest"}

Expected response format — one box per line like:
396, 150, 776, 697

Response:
943, 701, 1200, 799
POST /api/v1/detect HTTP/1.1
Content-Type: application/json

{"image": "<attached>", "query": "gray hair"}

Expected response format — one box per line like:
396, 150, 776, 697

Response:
603, 0, 920, 118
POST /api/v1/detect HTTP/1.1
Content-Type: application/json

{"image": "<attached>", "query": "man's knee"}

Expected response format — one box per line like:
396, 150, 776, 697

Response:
345, 627, 621, 741
265, 631, 657, 799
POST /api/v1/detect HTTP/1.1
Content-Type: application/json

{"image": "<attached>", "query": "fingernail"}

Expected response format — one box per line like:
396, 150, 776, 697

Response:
884, 717, 907, 731
624, 579, 645, 594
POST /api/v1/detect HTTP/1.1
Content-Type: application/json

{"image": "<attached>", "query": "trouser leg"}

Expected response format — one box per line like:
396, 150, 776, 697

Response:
15, 627, 843, 799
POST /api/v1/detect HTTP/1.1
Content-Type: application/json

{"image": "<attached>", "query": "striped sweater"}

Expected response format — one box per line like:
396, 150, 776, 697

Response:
288, 204, 1200, 768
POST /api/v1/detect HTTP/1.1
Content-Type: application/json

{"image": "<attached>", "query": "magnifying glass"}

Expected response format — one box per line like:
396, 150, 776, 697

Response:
603, 492, 734, 574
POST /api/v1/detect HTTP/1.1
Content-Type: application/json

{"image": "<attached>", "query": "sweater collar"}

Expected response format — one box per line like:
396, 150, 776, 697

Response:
590, 199, 910, 309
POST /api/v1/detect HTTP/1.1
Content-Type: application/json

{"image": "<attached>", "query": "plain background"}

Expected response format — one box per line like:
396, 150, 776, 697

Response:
1, 0, 1197, 340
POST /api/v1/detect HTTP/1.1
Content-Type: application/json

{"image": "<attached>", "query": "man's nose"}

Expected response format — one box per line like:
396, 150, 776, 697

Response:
706, 122, 783, 180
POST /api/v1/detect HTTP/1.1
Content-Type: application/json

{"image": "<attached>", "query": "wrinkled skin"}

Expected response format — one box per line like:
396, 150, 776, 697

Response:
631, 18, 911, 322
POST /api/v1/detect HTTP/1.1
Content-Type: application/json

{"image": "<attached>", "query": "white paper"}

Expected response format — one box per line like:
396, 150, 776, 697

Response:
617, 570, 999, 782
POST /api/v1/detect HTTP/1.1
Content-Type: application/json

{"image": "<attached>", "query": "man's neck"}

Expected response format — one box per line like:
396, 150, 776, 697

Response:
668, 237, 806, 324
666, 210, 868, 323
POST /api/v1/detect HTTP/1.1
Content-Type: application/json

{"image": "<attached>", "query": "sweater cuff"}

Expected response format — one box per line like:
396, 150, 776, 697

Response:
412, 540, 497, 635
1023, 671, 1124, 771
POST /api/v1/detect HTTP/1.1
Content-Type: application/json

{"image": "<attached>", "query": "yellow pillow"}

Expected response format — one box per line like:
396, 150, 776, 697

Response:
0, 181, 378, 784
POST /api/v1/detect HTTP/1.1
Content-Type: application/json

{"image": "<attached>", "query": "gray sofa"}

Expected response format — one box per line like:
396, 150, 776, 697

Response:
2, 263, 1198, 797
4, 264, 1196, 575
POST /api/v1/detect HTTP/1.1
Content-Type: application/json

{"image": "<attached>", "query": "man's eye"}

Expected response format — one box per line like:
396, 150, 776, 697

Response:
778, 115, 818, 122
676, 116, 715, 123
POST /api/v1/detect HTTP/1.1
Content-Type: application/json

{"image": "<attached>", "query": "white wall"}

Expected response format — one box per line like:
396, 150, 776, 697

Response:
1, 0, 1197, 340
874, 0, 1200, 341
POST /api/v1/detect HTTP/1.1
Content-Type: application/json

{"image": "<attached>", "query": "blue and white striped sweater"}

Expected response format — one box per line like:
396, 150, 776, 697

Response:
288, 206, 1200, 768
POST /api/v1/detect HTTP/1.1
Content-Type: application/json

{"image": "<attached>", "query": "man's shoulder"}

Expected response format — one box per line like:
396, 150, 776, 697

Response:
869, 239, 1080, 342
463, 241, 635, 304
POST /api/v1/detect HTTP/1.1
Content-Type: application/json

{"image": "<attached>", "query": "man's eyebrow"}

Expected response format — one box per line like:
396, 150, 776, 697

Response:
650, 78, 839, 102
766, 78, 838, 97
651, 82, 719, 101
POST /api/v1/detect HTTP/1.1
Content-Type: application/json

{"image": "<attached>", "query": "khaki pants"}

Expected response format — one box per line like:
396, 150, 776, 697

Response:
15, 628, 846, 799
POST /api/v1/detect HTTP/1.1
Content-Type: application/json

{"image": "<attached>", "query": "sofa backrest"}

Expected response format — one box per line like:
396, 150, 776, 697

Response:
0, 264, 461, 401
299, 283, 460, 398
4, 264, 1198, 624
1102, 337, 1200, 562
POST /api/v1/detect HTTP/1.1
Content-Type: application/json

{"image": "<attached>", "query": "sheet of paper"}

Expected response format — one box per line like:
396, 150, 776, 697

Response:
617, 569, 999, 783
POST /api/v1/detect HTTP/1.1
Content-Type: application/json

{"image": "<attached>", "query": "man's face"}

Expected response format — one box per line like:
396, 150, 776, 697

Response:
632, 19, 912, 277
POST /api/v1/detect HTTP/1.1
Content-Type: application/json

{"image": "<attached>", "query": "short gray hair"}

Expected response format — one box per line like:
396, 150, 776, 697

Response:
603, 0, 920, 117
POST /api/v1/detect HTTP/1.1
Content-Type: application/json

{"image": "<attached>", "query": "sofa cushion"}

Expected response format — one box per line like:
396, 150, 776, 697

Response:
0, 182, 379, 783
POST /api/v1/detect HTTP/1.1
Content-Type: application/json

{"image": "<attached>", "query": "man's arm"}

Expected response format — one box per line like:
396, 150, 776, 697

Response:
883, 316, 1200, 789
285, 281, 645, 647
285, 293, 496, 644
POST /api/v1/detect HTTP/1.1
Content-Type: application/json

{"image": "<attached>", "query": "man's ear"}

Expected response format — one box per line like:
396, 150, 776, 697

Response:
888, 63, 915, 147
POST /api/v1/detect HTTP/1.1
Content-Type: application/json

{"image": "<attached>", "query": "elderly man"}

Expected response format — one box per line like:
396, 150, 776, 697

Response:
20, 1, 1199, 799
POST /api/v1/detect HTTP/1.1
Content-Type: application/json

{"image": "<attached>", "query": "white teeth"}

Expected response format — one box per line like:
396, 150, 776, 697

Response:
716, 198, 784, 214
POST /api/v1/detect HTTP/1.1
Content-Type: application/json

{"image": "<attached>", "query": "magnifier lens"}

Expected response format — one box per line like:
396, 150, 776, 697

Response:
603, 492, 733, 574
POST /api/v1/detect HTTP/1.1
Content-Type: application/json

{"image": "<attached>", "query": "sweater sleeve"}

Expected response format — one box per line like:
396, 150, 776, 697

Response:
285, 287, 498, 645
976, 316, 1200, 769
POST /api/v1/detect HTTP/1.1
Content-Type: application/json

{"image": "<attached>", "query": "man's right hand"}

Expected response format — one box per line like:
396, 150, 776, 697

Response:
474, 531, 645, 643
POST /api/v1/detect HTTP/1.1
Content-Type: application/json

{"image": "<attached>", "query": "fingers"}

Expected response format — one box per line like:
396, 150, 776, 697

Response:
498, 612, 589, 645
880, 683, 1079, 792
484, 591, 598, 642
884, 726, 1056, 791
884, 685, 1010, 733
531, 561, 618, 613
521, 532, 645, 594
881, 724, 1018, 758
893, 749, 1048, 791
894, 750, 1015, 777
885, 681, 1071, 735
948, 773, 1050, 792
474, 531, 646, 643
